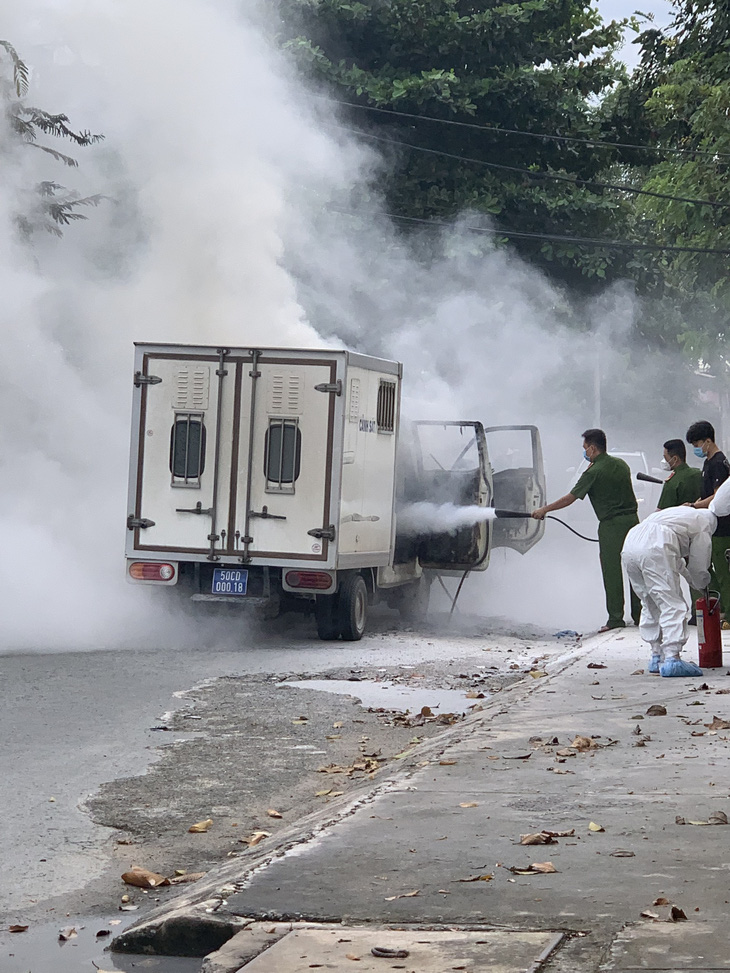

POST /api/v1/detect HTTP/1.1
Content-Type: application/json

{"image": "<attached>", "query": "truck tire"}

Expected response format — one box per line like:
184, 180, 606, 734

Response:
315, 594, 340, 641
338, 573, 368, 641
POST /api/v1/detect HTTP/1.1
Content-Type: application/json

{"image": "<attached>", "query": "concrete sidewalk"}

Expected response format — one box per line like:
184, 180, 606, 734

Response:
116, 628, 730, 971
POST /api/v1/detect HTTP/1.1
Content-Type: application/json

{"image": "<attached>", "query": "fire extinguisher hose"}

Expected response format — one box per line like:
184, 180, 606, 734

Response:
545, 515, 599, 543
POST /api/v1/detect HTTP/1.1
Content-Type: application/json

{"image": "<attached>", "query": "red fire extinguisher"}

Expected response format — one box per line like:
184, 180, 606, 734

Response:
697, 591, 723, 668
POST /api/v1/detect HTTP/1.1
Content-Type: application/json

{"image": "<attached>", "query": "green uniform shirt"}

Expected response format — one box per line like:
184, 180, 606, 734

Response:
657, 462, 703, 509
570, 452, 638, 522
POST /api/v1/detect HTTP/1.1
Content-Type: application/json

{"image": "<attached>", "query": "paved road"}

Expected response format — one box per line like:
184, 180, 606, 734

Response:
0, 611, 556, 921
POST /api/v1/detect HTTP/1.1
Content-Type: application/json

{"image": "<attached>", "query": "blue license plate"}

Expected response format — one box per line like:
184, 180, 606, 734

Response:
211, 568, 248, 595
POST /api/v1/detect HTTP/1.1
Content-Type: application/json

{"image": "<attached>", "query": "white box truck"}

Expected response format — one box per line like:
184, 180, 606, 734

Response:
126, 343, 546, 639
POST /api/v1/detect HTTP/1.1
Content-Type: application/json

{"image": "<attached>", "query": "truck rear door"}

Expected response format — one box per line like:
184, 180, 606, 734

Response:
409, 421, 492, 571
484, 425, 545, 554
128, 349, 338, 563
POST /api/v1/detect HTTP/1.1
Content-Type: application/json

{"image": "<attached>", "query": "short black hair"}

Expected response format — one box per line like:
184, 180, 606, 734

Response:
686, 420, 715, 445
582, 428, 607, 452
664, 439, 686, 462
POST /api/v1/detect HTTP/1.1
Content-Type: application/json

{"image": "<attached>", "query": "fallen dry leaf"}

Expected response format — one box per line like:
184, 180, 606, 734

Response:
168, 872, 205, 885
384, 890, 420, 901
316, 788, 332, 797
121, 867, 170, 888
588, 822, 605, 832
346, 954, 361, 961
9, 925, 28, 933
459, 802, 479, 808
709, 811, 728, 825
640, 910, 659, 920
705, 716, 730, 730
439, 760, 458, 766
520, 832, 557, 845
646, 704, 667, 716
466, 690, 485, 698
267, 809, 283, 819
528, 670, 548, 679
654, 896, 670, 906
188, 818, 213, 833
631, 669, 645, 675
587, 663, 607, 669
58, 927, 78, 941
508, 862, 558, 875
502, 752, 531, 761
610, 849, 635, 858
333, 721, 344, 728
242, 830, 271, 847
571, 735, 597, 750
670, 905, 688, 921
456, 873, 494, 882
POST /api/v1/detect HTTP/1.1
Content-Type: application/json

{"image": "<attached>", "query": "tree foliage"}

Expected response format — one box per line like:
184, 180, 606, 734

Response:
277, 0, 632, 290
1, 40, 104, 236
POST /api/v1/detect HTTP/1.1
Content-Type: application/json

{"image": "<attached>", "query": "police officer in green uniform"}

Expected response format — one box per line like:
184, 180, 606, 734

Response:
533, 428, 640, 631
657, 439, 702, 510
656, 438, 704, 623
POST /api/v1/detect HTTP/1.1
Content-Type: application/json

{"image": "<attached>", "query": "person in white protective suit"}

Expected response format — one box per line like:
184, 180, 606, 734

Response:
621, 506, 715, 676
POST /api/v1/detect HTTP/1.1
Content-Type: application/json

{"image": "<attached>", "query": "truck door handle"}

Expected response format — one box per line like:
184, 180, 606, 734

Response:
249, 506, 287, 521
176, 502, 213, 515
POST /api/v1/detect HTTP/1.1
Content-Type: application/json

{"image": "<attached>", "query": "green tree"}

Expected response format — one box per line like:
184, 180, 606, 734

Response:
277, 0, 632, 290
1, 40, 104, 236
608, 2, 730, 362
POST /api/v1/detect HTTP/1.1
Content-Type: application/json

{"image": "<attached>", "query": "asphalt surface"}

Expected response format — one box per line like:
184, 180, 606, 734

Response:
0, 608, 566, 972
110, 627, 730, 973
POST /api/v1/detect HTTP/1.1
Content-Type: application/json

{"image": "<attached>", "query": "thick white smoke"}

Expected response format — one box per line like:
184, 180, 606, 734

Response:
1, 0, 692, 649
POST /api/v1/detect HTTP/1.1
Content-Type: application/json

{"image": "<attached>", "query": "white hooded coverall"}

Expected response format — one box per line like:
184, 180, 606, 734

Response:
621, 507, 715, 655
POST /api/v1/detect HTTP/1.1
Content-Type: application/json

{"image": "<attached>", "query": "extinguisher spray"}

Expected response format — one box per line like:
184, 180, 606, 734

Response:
697, 589, 723, 668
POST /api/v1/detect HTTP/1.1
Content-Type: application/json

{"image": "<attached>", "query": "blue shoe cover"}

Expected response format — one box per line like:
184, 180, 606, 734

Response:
660, 658, 703, 677
648, 655, 661, 674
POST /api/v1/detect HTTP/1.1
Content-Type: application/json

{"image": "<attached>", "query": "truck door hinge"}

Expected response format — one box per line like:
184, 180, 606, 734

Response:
127, 515, 155, 530
308, 524, 335, 541
314, 380, 342, 396
250, 505, 287, 521
176, 502, 213, 516
134, 372, 162, 387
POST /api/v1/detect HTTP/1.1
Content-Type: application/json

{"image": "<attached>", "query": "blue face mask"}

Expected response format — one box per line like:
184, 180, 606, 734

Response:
583, 449, 590, 461
693, 446, 705, 458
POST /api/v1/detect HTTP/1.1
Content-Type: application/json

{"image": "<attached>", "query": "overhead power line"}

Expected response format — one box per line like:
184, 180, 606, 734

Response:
329, 98, 730, 162
334, 125, 730, 211
341, 209, 730, 255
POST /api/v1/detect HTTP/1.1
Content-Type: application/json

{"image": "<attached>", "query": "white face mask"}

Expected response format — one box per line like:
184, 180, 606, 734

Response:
660, 459, 671, 471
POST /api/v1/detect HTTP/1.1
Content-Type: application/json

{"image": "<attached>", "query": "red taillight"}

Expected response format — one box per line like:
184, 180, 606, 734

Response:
285, 571, 333, 590
129, 562, 176, 582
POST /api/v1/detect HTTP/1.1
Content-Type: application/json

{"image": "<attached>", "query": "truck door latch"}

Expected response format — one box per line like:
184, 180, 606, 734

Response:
176, 502, 213, 515
127, 515, 156, 530
133, 372, 162, 387
308, 525, 335, 541
249, 506, 287, 521
314, 380, 342, 395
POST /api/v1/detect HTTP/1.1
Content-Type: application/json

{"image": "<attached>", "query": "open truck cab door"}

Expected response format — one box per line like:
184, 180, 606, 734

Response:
484, 424, 546, 554
406, 420, 493, 572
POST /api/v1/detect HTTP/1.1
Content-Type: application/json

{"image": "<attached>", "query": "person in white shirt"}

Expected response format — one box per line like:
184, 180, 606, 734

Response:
621, 506, 715, 676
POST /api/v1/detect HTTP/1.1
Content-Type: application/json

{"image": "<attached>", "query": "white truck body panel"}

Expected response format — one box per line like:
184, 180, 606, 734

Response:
126, 344, 401, 569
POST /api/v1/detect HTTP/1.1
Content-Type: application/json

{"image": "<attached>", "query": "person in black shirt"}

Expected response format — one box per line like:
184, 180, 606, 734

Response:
686, 420, 730, 619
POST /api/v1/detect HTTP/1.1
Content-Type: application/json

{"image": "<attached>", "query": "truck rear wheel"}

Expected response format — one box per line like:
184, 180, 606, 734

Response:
338, 573, 368, 641
315, 594, 340, 640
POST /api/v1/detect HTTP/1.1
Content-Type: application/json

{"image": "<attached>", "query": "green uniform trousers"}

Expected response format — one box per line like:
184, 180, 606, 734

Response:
710, 535, 730, 616
598, 512, 641, 628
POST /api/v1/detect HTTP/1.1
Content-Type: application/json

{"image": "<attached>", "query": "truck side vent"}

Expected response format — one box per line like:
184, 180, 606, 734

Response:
377, 380, 396, 434
348, 378, 361, 423
174, 367, 210, 411
269, 372, 302, 415
170, 413, 206, 486
264, 418, 301, 493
